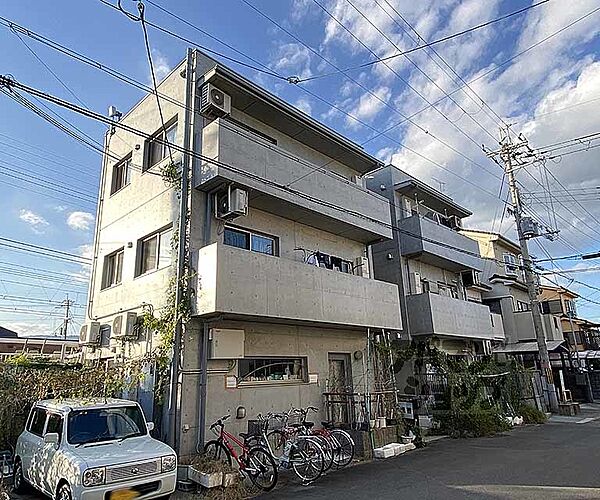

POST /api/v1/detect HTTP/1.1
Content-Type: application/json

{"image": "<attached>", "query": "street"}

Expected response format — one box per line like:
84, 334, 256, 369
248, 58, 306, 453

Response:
9, 405, 600, 500
264, 405, 600, 500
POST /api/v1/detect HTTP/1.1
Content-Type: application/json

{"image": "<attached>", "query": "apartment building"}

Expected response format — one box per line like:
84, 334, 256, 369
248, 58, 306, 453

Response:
462, 230, 564, 357
367, 166, 504, 358
540, 285, 600, 354
81, 50, 402, 454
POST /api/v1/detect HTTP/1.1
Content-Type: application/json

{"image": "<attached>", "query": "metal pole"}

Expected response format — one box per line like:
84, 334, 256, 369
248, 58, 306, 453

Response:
168, 48, 194, 451
502, 128, 559, 413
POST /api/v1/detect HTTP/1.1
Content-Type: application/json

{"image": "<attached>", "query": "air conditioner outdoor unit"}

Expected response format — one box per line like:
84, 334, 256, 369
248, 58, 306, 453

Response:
113, 312, 139, 340
409, 271, 422, 294
448, 215, 462, 230
200, 83, 231, 118
354, 256, 370, 278
79, 322, 101, 346
215, 186, 248, 220
351, 175, 363, 188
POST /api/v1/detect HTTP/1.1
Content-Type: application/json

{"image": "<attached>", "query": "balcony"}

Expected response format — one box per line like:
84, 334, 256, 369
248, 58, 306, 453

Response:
195, 118, 391, 242
406, 292, 500, 341
192, 243, 402, 330
514, 311, 563, 342
398, 215, 483, 271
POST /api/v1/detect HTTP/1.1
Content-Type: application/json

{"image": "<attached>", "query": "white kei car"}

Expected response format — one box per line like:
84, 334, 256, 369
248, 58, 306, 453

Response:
14, 398, 177, 500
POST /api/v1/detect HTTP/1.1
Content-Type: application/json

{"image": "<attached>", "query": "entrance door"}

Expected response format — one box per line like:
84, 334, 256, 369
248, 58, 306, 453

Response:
328, 353, 352, 426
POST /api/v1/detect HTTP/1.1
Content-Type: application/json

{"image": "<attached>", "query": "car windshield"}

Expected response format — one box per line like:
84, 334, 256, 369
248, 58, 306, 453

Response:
67, 405, 147, 445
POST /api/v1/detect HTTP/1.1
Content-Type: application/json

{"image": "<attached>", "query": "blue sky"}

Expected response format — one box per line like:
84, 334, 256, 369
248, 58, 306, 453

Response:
1, 0, 600, 335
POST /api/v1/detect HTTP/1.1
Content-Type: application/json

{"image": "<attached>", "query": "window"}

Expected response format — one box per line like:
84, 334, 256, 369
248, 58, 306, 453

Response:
136, 227, 172, 276
100, 325, 111, 347
516, 300, 530, 312
238, 357, 307, 384
111, 155, 131, 194
28, 407, 47, 437
565, 299, 577, 317
223, 226, 277, 256
101, 249, 124, 289
503, 253, 519, 276
145, 120, 177, 169
46, 414, 64, 443
67, 405, 147, 445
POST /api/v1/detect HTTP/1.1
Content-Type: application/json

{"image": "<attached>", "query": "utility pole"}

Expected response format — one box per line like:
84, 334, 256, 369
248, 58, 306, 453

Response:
58, 294, 72, 340
487, 126, 559, 413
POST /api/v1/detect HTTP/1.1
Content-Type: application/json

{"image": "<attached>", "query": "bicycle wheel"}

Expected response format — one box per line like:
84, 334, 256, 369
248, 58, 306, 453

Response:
204, 440, 232, 467
246, 446, 278, 492
330, 429, 355, 467
291, 437, 325, 484
266, 429, 287, 463
312, 434, 334, 471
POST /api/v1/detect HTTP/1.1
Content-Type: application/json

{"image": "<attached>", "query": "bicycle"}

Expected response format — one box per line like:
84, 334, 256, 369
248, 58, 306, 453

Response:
295, 406, 355, 468
203, 415, 278, 492
249, 410, 326, 484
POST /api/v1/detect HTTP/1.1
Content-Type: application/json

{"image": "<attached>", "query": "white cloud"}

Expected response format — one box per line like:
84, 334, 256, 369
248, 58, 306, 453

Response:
294, 97, 313, 115
78, 243, 94, 261
19, 209, 49, 234
53, 205, 68, 212
151, 48, 171, 81
272, 43, 313, 80
67, 211, 94, 231
347, 86, 391, 127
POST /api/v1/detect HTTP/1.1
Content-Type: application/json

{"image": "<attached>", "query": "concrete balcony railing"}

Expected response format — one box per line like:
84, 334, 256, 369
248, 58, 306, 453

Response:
514, 311, 563, 342
195, 118, 392, 242
406, 292, 500, 341
192, 243, 402, 330
398, 215, 483, 271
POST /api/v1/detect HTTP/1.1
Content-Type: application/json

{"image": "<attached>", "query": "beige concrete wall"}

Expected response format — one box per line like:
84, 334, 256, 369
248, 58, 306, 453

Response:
178, 318, 369, 455
193, 242, 402, 329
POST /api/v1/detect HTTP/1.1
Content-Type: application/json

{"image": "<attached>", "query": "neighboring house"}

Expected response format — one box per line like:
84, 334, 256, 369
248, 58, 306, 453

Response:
366, 166, 504, 358
81, 49, 402, 454
539, 285, 600, 354
461, 230, 564, 358
0, 328, 79, 361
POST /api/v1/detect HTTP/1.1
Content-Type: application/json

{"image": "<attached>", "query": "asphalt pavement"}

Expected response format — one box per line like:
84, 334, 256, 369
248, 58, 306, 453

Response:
10, 405, 600, 500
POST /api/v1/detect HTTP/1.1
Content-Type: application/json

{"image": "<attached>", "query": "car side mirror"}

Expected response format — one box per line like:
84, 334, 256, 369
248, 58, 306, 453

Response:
44, 433, 59, 446
146, 422, 155, 432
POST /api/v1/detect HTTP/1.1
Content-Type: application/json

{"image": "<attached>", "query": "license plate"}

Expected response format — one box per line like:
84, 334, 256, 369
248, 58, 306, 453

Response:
109, 489, 140, 500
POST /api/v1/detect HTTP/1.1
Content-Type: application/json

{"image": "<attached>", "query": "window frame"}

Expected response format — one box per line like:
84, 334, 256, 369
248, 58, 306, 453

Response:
144, 119, 178, 171
237, 356, 308, 386
223, 225, 278, 257
110, 154, 132, 195
503, 253, 519, 276
27, 407, 47, 437
101, 248, 124, 290
135, 226, 173, 277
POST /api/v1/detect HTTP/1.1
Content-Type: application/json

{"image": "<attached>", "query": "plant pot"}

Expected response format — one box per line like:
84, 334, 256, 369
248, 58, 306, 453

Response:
223, 472, 238, 487
189, 467, 223, 488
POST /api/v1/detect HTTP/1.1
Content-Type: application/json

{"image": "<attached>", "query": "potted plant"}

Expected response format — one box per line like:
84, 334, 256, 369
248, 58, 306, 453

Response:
189, 456, 227, 489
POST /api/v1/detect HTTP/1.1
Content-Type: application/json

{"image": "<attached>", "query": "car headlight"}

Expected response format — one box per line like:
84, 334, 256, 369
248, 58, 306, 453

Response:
82, 467, 106, 487
161, 455, 177, 473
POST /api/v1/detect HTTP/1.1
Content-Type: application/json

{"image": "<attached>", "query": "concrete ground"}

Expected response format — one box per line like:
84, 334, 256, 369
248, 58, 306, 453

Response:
10, 405, 600, 499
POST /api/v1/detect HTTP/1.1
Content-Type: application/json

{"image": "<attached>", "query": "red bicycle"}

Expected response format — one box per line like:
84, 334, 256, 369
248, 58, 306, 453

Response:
204, 414, 278, 492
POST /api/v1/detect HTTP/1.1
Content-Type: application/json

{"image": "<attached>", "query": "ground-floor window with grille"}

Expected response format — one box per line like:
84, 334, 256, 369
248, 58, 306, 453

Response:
238, 357, 307, 384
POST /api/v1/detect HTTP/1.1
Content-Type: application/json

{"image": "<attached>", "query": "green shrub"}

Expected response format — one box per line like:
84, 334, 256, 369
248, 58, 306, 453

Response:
437, 408, 511, 438
519, 404, 547, 424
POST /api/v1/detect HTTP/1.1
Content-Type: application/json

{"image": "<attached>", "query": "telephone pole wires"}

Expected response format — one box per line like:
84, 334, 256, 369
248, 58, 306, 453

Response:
486, 126, 559, 413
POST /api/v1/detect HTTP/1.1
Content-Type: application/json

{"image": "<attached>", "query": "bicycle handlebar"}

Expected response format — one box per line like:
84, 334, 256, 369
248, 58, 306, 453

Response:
209, 414, 231, 430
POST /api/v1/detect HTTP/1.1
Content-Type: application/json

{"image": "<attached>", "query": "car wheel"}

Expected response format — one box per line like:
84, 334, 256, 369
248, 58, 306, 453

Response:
12, 460, 27, 493
56, 483, 73, 500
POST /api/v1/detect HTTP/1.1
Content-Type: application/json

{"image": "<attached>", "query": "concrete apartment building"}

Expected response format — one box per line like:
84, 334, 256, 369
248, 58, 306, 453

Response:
80, 49, 402, 454
461, 230, 564, 356
366, 166, 504, 358
539, 285, 600, 355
